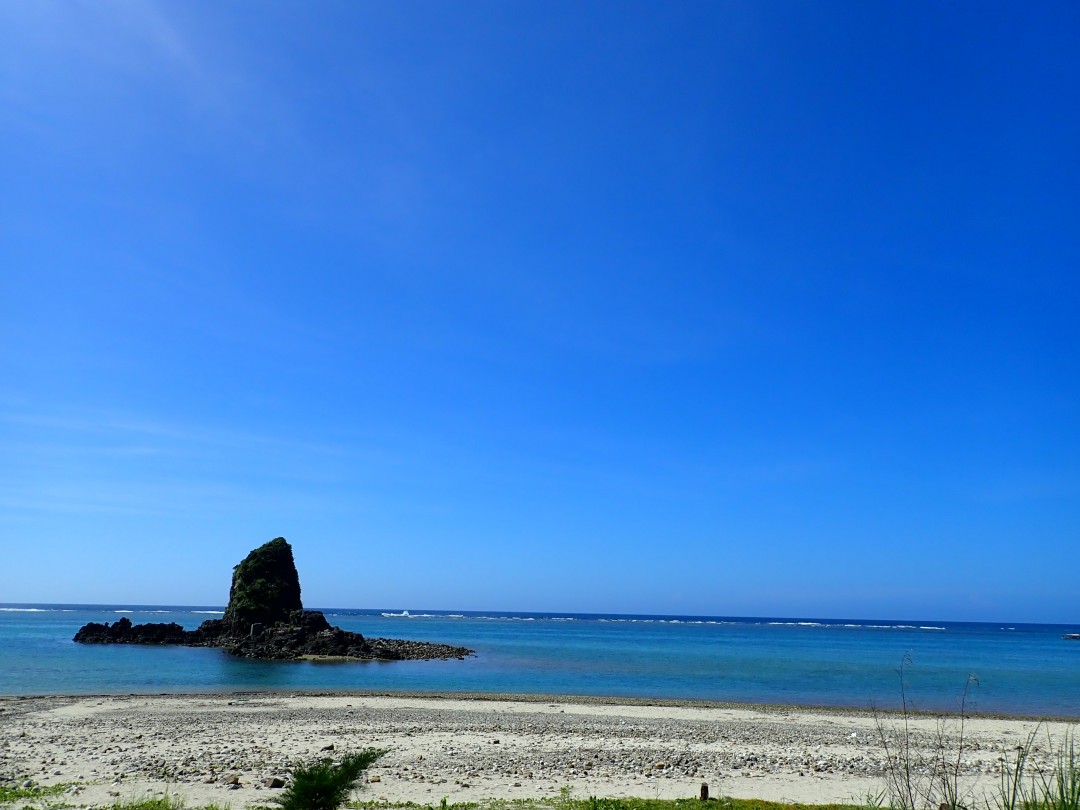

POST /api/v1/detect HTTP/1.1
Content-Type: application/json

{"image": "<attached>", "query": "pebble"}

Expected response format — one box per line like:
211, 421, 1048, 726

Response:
2, 692, 1049, 809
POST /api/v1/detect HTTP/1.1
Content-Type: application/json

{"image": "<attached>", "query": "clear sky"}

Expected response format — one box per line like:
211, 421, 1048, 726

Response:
2, 2, 1077, 623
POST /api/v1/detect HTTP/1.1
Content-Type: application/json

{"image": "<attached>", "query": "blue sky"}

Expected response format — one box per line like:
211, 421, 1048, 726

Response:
2, 1, 1077, 623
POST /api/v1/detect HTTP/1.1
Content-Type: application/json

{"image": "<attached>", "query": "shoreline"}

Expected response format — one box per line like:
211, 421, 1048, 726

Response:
5, 688, 1078, 723
2, 692, 1075, 809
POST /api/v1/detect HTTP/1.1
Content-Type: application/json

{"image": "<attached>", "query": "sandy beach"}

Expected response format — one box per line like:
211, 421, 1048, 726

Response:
1, 692, 1073, 808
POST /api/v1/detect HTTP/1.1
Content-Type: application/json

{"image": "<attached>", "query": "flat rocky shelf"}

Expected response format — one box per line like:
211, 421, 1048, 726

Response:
73, 610, 472, 661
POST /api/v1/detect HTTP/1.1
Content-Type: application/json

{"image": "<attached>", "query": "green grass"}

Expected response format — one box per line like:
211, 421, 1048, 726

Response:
0, 784, 68, 805
273, 749, 387, 810
347, 797, 863, 810
1, 792, 231, 810
99, 799, 231, 810
104, 800, 228, 810
998, 728, 1080, 810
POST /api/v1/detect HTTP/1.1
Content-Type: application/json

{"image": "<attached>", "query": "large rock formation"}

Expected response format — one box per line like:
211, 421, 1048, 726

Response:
74, 538, 472, 661
221, 537, 303, 631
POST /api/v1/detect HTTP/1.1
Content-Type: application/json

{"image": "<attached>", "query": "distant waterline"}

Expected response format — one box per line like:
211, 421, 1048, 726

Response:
1, 604, 1078, 718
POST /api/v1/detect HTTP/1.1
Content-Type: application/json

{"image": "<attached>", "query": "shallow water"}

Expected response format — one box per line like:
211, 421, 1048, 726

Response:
2, 604, 1078, 717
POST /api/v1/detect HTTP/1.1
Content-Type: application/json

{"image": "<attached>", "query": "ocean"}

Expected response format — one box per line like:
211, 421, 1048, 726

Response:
2, 604, 1078, 717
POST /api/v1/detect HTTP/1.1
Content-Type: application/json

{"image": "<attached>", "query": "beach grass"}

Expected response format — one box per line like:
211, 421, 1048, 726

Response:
0, 784, 68, 805
102, 801, 230, 810
346, 797, 865, 810
272, 749, 386, 810
0, 796, 231, 810
1012, 727, 1080, 810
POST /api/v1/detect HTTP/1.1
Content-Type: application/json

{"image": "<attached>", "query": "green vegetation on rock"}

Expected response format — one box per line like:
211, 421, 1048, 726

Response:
222, 537, 304, 630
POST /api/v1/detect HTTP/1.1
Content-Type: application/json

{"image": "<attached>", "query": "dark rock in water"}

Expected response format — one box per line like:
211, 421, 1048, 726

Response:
73, 538, 473, 662
73, 617, 189, 645
292, 608, 332, 633
194, 617, 226, 640
222, 537, 303, 632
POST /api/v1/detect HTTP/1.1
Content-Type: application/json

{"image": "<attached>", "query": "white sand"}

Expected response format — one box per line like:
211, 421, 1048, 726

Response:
0, 693, 1072, 808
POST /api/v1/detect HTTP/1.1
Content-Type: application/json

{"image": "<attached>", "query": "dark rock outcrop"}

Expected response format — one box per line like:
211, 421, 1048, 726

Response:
221, 537, 303, 632
73, 538, 473, 662
73, 617, 189, 645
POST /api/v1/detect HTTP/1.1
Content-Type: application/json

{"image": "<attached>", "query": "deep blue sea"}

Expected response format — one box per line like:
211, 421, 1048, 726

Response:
2, 604, 1078, 718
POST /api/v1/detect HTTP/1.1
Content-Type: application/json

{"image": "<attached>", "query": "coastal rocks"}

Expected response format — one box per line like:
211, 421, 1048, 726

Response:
366, 637, 477, 661
215, 612, 472, 661
73, 538, 473, 662
221, 610, 366, 660
221, 537, 303, 632
73, 617, 189, 645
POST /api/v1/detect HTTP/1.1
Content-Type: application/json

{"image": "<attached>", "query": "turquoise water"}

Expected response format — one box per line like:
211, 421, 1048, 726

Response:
2, 604, 1078, 717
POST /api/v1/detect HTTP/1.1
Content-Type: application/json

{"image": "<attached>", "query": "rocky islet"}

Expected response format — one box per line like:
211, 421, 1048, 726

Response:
73, 538, 472, 662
